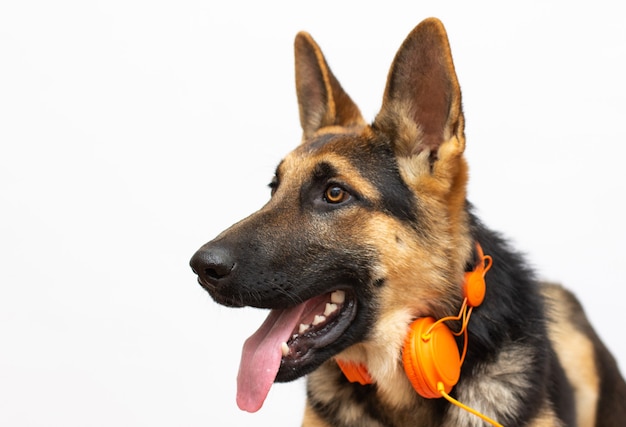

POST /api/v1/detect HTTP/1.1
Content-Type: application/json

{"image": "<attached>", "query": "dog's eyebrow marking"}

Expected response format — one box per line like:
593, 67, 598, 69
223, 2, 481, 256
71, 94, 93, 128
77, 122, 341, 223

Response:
311, 161, 337, 182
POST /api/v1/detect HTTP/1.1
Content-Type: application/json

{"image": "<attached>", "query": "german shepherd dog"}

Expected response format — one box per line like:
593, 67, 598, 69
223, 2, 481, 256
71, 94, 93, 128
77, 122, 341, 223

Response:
190, 18, 626, 426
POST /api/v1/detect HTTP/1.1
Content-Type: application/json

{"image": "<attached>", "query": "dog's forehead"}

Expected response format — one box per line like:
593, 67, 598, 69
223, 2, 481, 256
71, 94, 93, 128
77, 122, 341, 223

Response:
279, 132, 378, 180
299, 132, 341, 153
298, 132, 366, 155
269, 134, 383, 201
276, 135, 377, 195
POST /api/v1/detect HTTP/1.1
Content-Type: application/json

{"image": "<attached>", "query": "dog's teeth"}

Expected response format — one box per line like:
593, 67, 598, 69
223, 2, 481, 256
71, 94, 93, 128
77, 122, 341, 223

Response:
324, 303, 338, 316
313, 315, 326, 326
331, 290, 345, 304
299, 323, 310, 334
281, 342, 290, 357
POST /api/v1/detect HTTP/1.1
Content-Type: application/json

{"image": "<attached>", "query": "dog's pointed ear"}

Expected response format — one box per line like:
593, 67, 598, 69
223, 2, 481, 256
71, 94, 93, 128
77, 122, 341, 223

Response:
295, 32, 365, 139
374, 18, 464, 159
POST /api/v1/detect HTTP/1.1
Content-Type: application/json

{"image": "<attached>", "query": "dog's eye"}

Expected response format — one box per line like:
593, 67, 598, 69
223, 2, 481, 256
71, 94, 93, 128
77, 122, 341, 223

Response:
324, 185, 350, 204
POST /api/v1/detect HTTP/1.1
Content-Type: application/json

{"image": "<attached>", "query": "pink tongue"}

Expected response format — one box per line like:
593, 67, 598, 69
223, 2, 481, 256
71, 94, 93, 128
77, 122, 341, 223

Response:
236, 304, 306, 412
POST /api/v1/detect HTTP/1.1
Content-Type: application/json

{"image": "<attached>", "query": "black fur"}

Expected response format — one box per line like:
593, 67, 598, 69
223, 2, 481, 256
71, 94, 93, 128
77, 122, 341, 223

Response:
466, 212, 576, 425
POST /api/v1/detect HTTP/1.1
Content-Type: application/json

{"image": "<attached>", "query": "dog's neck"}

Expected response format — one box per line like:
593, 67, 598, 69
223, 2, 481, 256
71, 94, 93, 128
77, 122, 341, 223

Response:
336, 242, 491, 387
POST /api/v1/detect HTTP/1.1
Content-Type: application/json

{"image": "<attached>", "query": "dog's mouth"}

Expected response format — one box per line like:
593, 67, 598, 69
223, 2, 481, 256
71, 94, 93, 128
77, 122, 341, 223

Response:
236, 289, 357, 413
280, 289, 356, 372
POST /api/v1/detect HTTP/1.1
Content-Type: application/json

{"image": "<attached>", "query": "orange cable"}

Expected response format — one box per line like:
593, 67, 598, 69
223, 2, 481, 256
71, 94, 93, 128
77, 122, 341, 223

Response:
437, 382, 504, 427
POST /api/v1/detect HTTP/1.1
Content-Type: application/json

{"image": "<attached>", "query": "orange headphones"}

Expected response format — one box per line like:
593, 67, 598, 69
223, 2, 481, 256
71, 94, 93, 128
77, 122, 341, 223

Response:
337, 243, 503, 427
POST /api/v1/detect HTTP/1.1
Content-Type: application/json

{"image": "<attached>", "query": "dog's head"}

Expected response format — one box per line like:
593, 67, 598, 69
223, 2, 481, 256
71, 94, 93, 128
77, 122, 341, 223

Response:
190, 18, 473, 412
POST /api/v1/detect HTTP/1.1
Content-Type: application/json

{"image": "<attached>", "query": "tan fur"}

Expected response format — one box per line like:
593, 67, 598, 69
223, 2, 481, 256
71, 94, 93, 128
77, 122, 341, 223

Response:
526, 407, 565, 427
306, 364, 388, 425
302, 402, 331, 427
543, 284, 600, 427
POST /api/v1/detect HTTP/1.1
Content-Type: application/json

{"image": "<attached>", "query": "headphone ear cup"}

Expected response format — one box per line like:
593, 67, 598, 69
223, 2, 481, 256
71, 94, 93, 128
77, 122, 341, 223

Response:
402, 318, 435, 398
402, 317, 461, 399
464, 270, 486, 307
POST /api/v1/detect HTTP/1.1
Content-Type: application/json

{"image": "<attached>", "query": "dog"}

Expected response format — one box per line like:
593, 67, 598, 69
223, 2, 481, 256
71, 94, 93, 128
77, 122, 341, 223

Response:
190, 17, 626, 426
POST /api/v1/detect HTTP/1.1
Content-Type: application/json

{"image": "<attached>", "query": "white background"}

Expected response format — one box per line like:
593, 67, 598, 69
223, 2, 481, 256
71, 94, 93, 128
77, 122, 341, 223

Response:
1, 1, 625, 426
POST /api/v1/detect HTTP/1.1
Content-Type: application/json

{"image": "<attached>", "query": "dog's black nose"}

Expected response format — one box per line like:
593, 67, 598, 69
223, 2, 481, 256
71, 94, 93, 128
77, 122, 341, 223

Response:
189, 245, 236, 288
